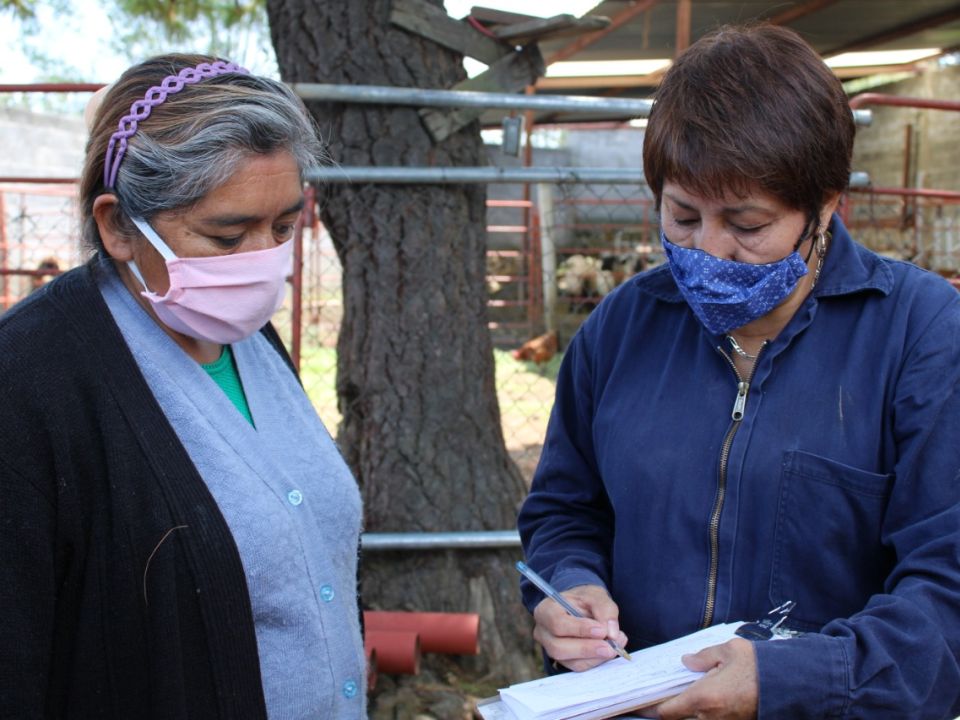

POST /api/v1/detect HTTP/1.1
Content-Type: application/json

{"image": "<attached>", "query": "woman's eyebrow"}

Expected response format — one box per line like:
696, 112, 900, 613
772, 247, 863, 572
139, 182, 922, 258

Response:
664, 193, 696, 211
724, 205, 776, 217
665, 193, 775, 217
200, 197, 305, 227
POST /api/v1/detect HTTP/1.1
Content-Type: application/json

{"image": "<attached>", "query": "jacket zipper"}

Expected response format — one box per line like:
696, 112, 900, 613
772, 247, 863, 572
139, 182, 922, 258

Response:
702, 343, 765, 628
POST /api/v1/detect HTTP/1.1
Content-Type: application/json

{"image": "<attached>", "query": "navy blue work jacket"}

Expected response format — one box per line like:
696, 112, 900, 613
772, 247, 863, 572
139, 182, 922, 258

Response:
518, 215, 960, 718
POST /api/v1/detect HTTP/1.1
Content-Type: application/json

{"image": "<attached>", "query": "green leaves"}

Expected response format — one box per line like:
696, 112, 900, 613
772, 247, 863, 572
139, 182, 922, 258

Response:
0, 0, 40, 21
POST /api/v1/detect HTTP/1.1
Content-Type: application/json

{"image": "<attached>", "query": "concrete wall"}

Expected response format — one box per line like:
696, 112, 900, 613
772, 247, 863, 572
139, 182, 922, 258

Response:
484, 126, 653, 250
847, 64, 960, 272
0, 107, 86, 178
0, 109, 87, 306
851, 64, 960, 191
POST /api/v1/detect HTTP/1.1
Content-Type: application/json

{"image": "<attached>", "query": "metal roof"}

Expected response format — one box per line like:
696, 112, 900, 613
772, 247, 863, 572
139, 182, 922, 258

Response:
530, 0, 960, 95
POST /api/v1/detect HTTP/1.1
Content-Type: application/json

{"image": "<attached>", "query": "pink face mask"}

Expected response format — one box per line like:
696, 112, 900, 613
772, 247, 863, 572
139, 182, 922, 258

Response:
127, 216, 291, 344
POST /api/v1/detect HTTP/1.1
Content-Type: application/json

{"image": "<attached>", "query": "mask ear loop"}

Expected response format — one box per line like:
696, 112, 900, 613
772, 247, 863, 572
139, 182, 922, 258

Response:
129, 216, 177, 261
795, 213, 819, 261
126, 216, 177, 293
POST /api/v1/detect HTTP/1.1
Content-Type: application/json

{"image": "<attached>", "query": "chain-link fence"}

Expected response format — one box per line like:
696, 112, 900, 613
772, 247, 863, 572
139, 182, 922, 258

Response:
5, 82, 960, 485
0, 182, 80, 309
844, 188, 960, 281
6, 179, 960, 484
0, 173, 649, 485
5, 175, 960, 483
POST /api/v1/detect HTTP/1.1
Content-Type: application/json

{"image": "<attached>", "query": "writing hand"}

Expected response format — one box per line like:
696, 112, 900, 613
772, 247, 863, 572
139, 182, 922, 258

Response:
653, 638, 758, 720
532, 584, 629, 672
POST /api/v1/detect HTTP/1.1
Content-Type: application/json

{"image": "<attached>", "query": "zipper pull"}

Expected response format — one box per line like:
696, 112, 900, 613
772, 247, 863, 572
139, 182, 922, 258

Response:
732, 381, 749, 421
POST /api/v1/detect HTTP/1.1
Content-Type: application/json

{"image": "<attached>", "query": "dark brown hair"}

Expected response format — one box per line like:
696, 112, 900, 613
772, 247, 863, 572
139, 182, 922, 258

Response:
642, 24, 855, 217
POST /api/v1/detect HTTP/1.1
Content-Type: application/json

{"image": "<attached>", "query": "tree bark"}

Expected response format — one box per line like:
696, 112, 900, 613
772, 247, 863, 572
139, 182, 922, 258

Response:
266, 0, 538, 690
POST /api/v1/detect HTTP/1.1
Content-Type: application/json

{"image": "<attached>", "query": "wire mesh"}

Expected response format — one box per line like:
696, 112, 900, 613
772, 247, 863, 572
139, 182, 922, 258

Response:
4, 180, 959, 485
0, 183, 82, 308
289, 215, 343, 433
844, 190, 960, 278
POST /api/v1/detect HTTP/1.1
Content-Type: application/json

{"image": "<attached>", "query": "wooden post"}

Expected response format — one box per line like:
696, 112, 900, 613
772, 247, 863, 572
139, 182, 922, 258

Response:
390, 0, 509, 65
675, 0, 692, 57
419, 45, 544, 142
537, 183, 557, 333
0, 192, 7, 310
901, 123, 914, 228
546, 0, 663, 65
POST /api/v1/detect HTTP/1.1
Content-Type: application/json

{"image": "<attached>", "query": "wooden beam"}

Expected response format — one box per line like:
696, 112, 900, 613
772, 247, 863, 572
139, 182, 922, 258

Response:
766, 0, 841, 26
829, 62, 925, 79
823, 5, 960, 57
535, 74, 663, 90
675, 0, 691, 57
391, 0, 510, 66
491, 14, 610, 45
419, 45, 545, 142
468, 6, 539, 26
546, 0, 663, 65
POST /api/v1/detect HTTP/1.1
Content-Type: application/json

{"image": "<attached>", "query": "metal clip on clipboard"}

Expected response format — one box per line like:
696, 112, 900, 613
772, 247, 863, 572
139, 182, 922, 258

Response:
735, 600, 802, 641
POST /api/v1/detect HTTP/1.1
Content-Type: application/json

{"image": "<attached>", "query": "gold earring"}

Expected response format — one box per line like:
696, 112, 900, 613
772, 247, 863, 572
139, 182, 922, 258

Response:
812, 230, 829, 287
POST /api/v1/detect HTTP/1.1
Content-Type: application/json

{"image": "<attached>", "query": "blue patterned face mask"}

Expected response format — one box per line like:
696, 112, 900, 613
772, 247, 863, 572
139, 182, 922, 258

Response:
662, 230, 810, 335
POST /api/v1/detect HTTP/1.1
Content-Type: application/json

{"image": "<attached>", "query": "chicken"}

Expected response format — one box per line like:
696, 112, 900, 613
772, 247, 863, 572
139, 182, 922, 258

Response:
512, 330, 559, 365
557, 254, 616, 313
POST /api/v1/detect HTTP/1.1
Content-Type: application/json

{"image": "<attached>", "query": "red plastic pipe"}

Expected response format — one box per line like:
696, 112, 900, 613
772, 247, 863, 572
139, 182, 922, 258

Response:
363, 611, 480, 655
0, 191, 7, 311
364, 630, 421, 675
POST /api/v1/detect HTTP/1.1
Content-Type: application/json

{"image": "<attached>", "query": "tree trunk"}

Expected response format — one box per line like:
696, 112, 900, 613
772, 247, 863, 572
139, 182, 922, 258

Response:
266, 0, 539, 696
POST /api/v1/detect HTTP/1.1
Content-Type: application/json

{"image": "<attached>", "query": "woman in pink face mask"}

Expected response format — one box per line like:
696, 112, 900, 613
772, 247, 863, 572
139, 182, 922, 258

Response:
96, 151, 303, 360
0, 55, 366, 719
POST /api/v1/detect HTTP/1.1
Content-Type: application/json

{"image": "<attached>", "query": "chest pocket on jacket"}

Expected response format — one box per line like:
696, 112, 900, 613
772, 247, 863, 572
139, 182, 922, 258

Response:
770, 449, 893, 630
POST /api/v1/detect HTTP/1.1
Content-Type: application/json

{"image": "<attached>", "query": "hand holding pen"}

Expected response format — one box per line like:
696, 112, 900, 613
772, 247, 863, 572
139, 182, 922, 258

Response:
517, 561, 631, 671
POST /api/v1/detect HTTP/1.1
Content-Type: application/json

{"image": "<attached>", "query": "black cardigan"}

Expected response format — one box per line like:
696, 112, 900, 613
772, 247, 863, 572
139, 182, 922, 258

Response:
0, 262, 276, 719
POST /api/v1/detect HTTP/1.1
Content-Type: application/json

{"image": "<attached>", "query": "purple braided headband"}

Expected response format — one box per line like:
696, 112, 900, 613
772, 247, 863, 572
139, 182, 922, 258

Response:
103, 60, 249, 189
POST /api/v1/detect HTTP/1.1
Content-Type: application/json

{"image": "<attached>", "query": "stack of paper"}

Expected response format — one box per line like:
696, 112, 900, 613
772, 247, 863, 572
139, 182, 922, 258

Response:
493, 623, 743, 720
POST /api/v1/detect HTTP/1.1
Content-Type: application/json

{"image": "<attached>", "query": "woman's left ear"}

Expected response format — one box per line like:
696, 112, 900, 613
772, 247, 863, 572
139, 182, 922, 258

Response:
819, 192, 843, 230
93, 194, 135, 262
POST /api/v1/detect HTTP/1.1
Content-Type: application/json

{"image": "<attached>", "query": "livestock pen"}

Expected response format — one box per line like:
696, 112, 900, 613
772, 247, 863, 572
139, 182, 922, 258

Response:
3, 86, 960, 488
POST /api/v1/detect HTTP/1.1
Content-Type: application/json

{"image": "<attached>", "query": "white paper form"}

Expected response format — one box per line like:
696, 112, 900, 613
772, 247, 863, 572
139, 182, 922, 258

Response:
498, 623, 743, 720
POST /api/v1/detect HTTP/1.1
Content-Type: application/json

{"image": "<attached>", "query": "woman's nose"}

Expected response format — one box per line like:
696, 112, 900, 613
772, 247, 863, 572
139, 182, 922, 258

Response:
692, 226, 736, 260
246, 228, 283, 252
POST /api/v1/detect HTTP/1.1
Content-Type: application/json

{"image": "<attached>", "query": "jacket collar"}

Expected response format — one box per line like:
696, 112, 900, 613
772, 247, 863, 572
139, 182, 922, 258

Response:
633, 212, 894, 303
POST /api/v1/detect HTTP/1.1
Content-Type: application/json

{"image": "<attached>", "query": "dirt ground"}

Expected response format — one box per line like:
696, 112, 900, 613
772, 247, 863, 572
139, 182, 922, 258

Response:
508, 444, 544, 487
368, 667, 499, 720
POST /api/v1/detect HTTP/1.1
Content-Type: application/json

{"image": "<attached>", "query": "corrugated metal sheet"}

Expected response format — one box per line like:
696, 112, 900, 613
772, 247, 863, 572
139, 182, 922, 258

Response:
534, 0, 960, 61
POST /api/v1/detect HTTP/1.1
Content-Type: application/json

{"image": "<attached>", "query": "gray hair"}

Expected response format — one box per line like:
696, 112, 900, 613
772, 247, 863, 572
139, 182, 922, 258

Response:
81, 54, 323, 253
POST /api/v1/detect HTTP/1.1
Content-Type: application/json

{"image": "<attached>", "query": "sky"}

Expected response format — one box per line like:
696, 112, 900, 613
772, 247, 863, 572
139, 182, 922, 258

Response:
0, 0, 602, 84
1, 1, 126, 83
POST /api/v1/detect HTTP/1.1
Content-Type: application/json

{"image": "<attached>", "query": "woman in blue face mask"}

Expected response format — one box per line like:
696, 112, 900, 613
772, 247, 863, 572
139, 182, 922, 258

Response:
518, 24, 960, 720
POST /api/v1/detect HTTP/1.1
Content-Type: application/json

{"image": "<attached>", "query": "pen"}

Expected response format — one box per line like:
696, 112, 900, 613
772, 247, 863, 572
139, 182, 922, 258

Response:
516, 560, 632, 661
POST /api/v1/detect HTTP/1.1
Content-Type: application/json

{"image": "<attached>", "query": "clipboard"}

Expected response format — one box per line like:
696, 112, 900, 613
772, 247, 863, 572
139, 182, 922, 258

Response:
476, 692, 671, 720
475, 623, 744, 720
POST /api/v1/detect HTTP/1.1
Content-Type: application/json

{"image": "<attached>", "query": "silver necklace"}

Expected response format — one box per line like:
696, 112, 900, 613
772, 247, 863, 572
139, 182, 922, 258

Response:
726, 231, 829, 363
725, 231, 828, 363
727, 334, 758, 361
